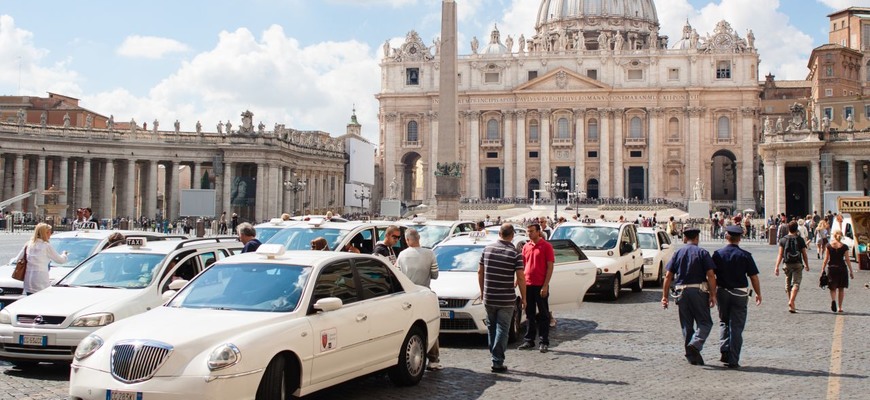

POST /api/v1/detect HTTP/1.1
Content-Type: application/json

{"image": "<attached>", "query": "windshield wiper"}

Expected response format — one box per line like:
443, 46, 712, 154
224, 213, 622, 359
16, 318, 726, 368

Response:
79, 284, 121, 289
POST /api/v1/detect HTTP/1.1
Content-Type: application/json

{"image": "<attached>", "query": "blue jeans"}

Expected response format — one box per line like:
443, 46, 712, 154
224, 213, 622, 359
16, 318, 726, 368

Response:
677, 288, 713, 352
485, 305, 514, 367
717, 290, 749, 364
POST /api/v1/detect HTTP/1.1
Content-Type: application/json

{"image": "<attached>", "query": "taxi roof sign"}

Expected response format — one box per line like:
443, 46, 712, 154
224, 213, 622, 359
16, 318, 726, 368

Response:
469, 231, 487, 239
256, 244, 286, 259
581, 218, 596, 224
411, 216, 427, 224
126, 237, 146, 248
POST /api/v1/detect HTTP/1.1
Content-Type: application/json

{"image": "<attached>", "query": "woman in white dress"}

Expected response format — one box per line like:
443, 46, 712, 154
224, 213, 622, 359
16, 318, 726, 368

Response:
13, 223, 68, 295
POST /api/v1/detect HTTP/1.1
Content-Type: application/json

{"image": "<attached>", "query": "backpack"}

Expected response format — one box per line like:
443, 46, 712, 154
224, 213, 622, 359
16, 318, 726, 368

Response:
784, 236, 801, 264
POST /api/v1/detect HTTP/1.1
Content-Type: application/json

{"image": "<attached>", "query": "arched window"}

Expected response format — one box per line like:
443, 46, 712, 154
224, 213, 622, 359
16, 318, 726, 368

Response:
407, 121, 419, 142
629, 117, 643, 138
587, 119, 599, 141
717, 116, 731, 140
486, 118, 499, 140
668, 117, 680, 141
529, 119, 540, 141
557, 118, 570, 139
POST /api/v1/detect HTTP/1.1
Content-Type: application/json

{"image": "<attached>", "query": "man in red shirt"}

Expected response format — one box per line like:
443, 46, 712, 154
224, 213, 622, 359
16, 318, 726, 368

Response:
518, 223, 555, 353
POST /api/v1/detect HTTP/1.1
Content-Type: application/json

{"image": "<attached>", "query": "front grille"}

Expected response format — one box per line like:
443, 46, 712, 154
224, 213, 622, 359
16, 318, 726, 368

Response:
441, 317, 477, 331
17, 315, 67, 325
110, 340, 173, 383
2, 343, 75, 356
438, 298, 469, 308
0, 287, 24, 295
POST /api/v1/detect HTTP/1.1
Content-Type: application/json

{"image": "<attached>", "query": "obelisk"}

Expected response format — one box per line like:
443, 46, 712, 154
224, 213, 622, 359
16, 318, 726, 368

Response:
435, 0, 461, 220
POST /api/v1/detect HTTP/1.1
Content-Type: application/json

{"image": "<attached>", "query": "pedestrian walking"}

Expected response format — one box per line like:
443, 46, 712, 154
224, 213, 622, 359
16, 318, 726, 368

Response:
815, 220, 829, 260
774, 221, 810, 313
237, 222, 261, 253
822, 230, 854, 313
712, 225, 762, 368
13, 223, 69, 295
517, 223, 555, 353
478, 223, 526, 373
661, 226, 717, 366
396, 228, 442, 370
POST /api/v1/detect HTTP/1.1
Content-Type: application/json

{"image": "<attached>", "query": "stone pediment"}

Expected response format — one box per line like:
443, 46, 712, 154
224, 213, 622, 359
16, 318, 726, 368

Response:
515, 68, 610, 92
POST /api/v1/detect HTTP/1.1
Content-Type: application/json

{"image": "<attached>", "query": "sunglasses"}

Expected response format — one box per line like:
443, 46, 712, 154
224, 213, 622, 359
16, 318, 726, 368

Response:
391, 235, 401, 239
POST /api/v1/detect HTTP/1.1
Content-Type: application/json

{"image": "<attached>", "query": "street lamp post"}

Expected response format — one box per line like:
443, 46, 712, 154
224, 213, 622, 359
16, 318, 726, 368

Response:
544, 172, 569, 221
354, 187, 371, 214
283, 174, 306, 217
567, 183, 583, 218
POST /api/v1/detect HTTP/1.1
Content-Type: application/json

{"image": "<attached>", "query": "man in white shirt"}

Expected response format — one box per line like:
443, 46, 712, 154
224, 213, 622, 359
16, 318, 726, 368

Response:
396, 228, 442, 370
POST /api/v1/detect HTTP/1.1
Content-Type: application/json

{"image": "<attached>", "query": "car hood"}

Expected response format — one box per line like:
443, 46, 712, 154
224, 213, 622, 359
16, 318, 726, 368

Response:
429, 271, 480, 300
6, 286, 147, 319
586, 256, 618, 269
641, 249, 659, 258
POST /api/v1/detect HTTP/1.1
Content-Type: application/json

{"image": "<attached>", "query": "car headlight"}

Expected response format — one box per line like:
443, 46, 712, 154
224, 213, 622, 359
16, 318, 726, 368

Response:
208, 343, 241, 371
643, 257, 654, 265
71, 313, 115, 327
0, 310, 11, 324
74, 334, 104, 360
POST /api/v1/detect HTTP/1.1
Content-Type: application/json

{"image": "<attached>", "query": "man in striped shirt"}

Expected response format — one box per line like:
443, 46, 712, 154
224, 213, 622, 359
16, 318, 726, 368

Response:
478, 223, 527, 373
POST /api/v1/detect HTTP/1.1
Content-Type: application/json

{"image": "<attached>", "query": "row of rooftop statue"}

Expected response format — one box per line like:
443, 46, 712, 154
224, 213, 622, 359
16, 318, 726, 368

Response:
763, 103, 857, 135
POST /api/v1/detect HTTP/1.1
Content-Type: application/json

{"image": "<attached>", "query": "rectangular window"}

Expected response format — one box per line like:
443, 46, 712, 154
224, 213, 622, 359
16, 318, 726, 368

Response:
627, 69, 643, 80
826, 65, 834, 77
484, 72, 500, 83
845, 106, 854, 119
824, 107, 833, 120
529, 151, 539, 159
486, 152, 499, 159
528, 71, 538, 81
864, 105, 870, 119
586, 69, 598, 80
406, 68, 419, 85
630, 151, 642, 158
668, 68, 679, 80
587, 151, 598, 158
716, 61, 731, 79
825, 88, 833, 97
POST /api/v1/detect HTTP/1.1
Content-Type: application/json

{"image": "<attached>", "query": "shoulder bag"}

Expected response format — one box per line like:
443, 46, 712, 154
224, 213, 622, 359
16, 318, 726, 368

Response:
12, 246, 27, 281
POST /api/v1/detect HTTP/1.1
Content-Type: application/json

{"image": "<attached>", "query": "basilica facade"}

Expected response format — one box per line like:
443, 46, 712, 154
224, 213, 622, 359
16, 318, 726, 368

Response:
378, 0, 761, 213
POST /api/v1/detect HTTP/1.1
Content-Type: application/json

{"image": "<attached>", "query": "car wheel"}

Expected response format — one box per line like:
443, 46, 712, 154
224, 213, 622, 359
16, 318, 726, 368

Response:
256, 356, 297, 400
630, 268, 644, 292
605, 275, 621, 301
655, 263, 664, 287
388, 326, 426, 386
508, 303, 522, 343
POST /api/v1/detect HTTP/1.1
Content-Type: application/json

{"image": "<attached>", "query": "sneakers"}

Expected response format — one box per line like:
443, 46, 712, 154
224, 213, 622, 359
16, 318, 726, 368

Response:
491, 365, 508, 373
517, 342, 535, 350
685, 344, 704, 366
539, 344, 549, 353
426, 361, 444, 371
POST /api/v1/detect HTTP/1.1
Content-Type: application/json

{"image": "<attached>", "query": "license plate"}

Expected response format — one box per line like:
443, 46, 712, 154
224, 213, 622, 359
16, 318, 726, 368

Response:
440, 310, 454, 319
19, 335, 46, 347
107, 390, 143, 400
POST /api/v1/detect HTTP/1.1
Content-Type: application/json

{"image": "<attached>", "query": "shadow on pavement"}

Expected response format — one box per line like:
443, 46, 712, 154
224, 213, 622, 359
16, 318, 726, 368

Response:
547, 349, 640, 362
584, 288, 662, 304
729, 365, 867, 379
305, 367, 508, 400
509, 369, 628, 385
1, 362, 69, 381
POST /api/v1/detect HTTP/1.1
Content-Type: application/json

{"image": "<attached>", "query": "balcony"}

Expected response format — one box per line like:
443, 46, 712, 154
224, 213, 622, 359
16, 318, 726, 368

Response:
624, 137, 647, 148
480, 139, 502, 148
552, 138, 574, 147
402, 140, 422, 148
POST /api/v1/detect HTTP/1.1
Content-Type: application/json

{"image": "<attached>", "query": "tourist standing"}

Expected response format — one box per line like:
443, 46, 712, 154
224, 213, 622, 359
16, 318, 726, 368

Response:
237, 222, 261, 253
396, 228, 442, 370
13, 223, 69, 295
517, 223, 554, 353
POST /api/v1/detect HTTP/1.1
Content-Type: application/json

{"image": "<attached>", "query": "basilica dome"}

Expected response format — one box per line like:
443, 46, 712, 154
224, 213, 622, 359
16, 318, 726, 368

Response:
536, 0, 659, 30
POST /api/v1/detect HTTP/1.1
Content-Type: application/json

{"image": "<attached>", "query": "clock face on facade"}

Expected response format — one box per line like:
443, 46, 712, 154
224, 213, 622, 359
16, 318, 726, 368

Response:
409, 45, 418, 54
714, 33, 733, 49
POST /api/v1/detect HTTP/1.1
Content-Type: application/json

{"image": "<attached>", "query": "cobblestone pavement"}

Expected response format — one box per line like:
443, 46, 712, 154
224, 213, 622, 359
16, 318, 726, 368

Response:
1, 236, 868, 399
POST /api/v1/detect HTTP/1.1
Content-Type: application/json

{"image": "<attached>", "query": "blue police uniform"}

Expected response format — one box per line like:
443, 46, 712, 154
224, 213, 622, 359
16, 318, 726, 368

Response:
712, 225, 759, 368
666, 228, 716, 365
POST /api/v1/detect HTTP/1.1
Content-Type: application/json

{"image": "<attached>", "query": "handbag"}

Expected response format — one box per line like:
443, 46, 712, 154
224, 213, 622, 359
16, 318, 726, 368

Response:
819, 269, 829, 289
12, 246, 27, 281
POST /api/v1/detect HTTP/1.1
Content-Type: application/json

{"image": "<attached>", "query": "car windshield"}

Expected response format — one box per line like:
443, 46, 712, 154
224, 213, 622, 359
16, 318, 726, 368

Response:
58, 252, 167, 288
49, 237, 101, 268
638, 233, 658, 250
168, 263, 311, 312
405, 225, 451, 248
434, 245, 484, 272
550, 226, 619, 250
256, 227, 284, 243
266, 227, 352, 250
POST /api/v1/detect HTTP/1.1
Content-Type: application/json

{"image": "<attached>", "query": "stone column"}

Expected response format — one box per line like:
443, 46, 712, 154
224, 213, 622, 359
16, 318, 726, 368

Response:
847, 159, 858, 192
599, 109, 612, 198
171, 161, 181, 220
191, 163, 200, 189
223, 162, 233, 215
648, 108, 661, 198
0, 154, 5, 200
427, 112, 439, 203
269, 164, 280, 217
147, 161, 158, 218
36, 156, 46, 210
687, 107, 703, 199
81, 158, 92, 210
516, 111, 527, 198
126, 160, 136, 218
738, 108, 756, 210
613, 109, 624, 198
103, 160, 114, 219
384, 113, 399, 199
59, 157, 69, 212
810, 159, 821, 214
255, 163, 266, 220
13, 155, 24, 211
776, 158, 786, 215
435, 0, 460, 220
540, 110, 552, 199
503, 111, 514, 198
468, 111, 481, 198
763, 159, 775, 218
574, 109, 586, 195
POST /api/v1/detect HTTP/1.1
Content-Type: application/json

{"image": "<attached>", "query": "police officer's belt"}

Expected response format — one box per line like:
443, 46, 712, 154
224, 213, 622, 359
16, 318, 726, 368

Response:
721, 287, 751, 297
675, 283, 705, 290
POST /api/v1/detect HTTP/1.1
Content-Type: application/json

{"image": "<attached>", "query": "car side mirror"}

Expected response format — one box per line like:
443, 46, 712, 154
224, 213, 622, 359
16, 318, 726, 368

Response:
661, 244, 670, 250
168, 279, 188, 291
314, 297, 343, 312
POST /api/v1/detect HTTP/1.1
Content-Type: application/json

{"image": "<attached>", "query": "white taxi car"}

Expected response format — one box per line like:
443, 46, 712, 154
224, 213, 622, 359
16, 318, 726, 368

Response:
398, 218, 476, 248
68, 246, 440, 400
431, 232, 596, 341
0, 229, 176, 309
637, 227, 675, 286
254, 218, 301, 244
267, 219, 408, 255
551, 219, 645, 300
0, 237, 241, 367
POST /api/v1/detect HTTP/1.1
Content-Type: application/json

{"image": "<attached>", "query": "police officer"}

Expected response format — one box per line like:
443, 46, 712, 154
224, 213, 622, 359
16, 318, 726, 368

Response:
712, 225, 762, 369
661, 226, 718, 366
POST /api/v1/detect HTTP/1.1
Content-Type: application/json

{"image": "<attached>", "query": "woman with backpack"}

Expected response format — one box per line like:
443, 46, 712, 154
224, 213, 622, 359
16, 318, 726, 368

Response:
774, 221, 810, 313
821, 230, 855, 313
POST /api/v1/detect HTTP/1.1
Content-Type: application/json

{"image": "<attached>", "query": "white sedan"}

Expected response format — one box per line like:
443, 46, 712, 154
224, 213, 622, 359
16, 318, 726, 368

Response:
69, 246, 440, 400
637, 227, 675, 286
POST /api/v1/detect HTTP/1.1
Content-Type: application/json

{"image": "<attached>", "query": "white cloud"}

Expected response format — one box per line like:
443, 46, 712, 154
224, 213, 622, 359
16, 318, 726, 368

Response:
0, 15, 82, 96
817, 0, 870, 10
86, 25, 381, 143
117, 35, 189, 59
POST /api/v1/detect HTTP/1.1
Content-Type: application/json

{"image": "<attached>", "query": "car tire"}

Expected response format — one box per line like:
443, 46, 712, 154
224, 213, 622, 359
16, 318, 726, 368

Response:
256, 355, 297, 400
388, 326, 426, 386
508, 302, 522, 343
655, 263, 664, 287
630, 268, 644, 292
605, 275, 621, 301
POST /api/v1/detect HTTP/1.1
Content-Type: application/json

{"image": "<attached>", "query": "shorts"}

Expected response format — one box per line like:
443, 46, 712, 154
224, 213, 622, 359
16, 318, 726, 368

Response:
783, 262, 803, 291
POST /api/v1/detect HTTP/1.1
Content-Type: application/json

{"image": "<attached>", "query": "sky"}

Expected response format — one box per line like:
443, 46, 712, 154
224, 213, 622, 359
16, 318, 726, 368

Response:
1, 0, 869, 143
